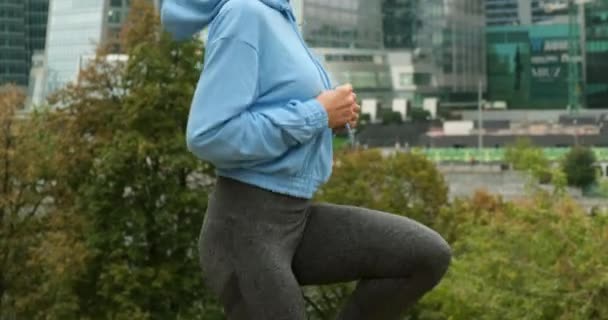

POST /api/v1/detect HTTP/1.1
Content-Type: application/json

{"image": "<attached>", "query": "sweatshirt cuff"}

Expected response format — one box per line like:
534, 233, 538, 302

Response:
302, 99, 329, 132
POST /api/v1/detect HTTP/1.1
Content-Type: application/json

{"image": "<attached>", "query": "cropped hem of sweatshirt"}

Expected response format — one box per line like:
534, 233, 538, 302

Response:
161, 0, 335, 199
217, 169, 323, 199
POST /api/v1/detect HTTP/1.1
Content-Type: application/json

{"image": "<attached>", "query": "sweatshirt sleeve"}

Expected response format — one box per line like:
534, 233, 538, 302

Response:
186, 37, 328, 169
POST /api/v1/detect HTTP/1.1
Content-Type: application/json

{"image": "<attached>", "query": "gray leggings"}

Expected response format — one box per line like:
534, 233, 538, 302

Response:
199, 177, 451, 320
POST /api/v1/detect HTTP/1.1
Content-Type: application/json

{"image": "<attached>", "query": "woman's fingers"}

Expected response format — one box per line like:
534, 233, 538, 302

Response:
352, 103, 360, 116
349, 112, 359, 128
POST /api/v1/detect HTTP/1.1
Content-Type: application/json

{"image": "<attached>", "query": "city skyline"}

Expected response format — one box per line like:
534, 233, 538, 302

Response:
0, 0, 605, 111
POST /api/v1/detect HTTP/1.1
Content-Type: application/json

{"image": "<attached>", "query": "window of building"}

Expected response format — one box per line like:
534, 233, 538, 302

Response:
377, 72, 392, 88
414, 73, 432, 86
108, 9, 121, 24
351, 71, 377, 88
399, 73, 413, 86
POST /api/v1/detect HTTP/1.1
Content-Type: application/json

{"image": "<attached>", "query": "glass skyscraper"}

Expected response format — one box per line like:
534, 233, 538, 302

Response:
37, 0, 161, 103
585, 0, 608, 108
44, 0, 107, 94
485, 0, 608, 109
438, 0, 486, 97
485, 0, 570, 26
382, 0, 417, 49
299, 0, 384, 49
383, 0, 486, 101
0, 0, 49, 86
486, 0, 521, 26
532, 0, 569, 24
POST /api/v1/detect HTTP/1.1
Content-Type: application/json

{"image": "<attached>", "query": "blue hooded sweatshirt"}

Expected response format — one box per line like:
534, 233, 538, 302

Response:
161, 0, 334, 199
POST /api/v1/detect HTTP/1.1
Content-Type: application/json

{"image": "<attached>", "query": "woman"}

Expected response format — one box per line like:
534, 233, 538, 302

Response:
161, 0, 451, 319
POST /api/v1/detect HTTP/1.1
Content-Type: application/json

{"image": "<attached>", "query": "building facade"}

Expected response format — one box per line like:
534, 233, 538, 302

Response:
0, 0, 49, 86
31, 0, 162, 106
532, 0, 569, 24
382, 0, 417, 49
585, 0, 608, 108
43, 0, 107, 95
297, 0, 384, 49
486, 24, 572, 109
486, 0, 572, 26
486, 0, 608, 110
384, 0, 486, 105
486, 0, 529, 26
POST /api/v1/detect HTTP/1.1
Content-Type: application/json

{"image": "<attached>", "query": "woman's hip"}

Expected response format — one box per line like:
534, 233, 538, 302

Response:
200, 176, 312, 267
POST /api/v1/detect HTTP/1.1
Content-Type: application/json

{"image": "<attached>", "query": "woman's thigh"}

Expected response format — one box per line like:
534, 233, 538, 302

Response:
292, 203, 451, 286
199, 177, 312, 319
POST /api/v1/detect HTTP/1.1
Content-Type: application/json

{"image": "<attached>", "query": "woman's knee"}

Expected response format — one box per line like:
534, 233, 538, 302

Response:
433, 235, 452, 278
421, 231, 452, 287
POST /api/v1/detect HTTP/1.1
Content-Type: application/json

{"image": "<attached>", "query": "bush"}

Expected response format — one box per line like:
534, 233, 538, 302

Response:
562, 146, 597, 189
379, 109, 404, 125
410, 108, 432, 122
504, 138, 552, 184
418, 191, 608, 320
317, 149, 448, 225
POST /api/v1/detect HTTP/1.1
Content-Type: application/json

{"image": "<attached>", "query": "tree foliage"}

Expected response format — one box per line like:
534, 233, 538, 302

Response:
318, 150, 448, 226
0, 85, 88, 318
562, 146, 597, 190
379, 109, 404, 125
410, 108, 432, 122
421, 191, 608, 320
504, 138, 552, 183
7, 0, 219, 318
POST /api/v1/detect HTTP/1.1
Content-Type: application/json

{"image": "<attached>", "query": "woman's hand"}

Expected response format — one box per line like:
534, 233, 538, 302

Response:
316, 84, 360, 130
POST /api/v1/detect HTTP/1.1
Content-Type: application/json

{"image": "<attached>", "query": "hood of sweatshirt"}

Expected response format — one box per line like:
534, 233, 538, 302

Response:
161, 0, 293, 40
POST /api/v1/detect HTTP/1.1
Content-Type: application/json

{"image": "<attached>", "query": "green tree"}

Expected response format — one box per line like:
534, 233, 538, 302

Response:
420, 190, 608, 320
0, 85, 42, 317
598, 180, 608, 198
318, 150, 448, 225
379, 109, 404, 125
410, 108, 432, 122
48, 1, 221, 318
562, 146, 597, 190
504, 138, 552, 183
0, 86, 88, 319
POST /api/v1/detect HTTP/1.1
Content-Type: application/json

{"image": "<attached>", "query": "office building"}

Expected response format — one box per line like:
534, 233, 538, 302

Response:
31, 0, 162, 106
382, 0, 486, 105
486, 24, 571, 109
0, 0, 49, 86
532, 0, 569, 24
382, 0, 417, 49
585, 0, 608, 108
297, 0, 384, 49
486, 0, 573, 26
43, 0, 107, 95
486, 0, 532, 26
486, 0, 608, 110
